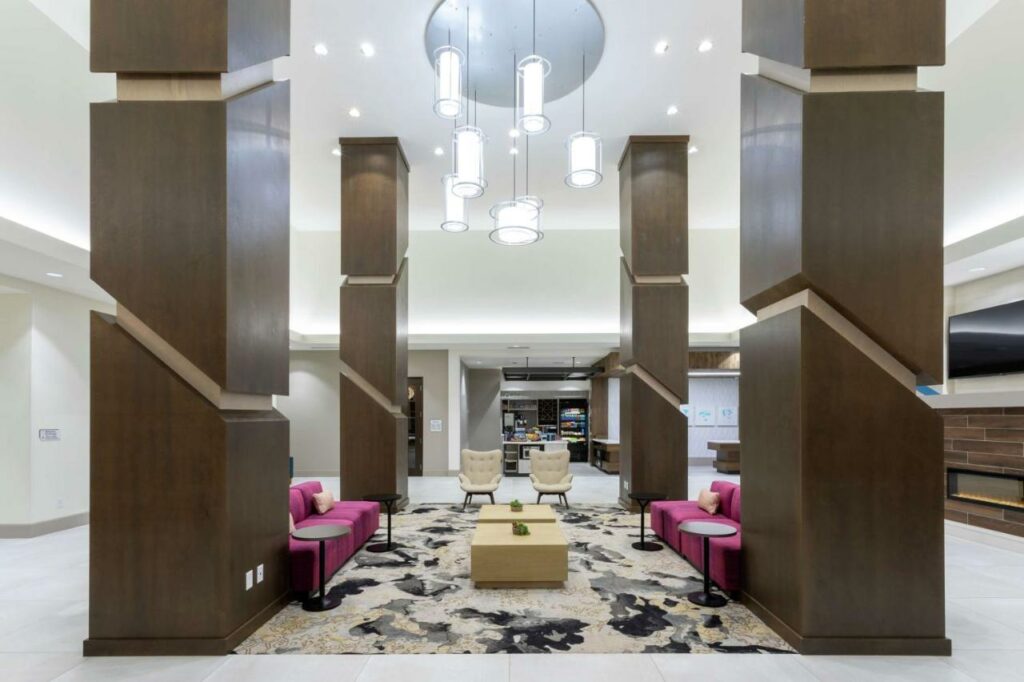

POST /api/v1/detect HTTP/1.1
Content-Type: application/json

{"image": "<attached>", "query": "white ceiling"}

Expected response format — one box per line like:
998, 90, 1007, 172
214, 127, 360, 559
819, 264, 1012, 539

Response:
291, 0, 743, 234
1, 0, 1023, 336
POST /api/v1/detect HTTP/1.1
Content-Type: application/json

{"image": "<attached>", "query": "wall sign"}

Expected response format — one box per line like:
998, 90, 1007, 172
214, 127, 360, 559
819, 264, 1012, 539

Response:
429, 419, 443, 433
39, 428, 61, 442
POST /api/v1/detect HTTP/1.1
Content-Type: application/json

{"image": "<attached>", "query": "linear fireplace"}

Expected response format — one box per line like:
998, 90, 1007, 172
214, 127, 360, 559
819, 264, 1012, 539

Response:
947, 468, 1024, 512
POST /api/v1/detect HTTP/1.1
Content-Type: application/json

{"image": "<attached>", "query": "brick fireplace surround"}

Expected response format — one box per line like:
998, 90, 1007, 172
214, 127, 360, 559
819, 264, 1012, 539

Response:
941, 407, 1024, 537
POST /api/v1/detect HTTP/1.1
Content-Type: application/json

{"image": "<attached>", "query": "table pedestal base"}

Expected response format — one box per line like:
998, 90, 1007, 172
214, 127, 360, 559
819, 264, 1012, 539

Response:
687, 590, 728, 608
631, 540, 664, 552
365, 542, 394, 553
302, 593, 341, 612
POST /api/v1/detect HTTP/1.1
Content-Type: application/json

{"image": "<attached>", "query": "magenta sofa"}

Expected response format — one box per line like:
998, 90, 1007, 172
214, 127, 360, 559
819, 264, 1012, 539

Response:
650, 481, 742, 593
288, 482, 380, 593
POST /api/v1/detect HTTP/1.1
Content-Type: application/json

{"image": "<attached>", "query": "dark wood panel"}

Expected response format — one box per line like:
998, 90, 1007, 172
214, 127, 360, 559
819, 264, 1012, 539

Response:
87, 313, 288, 654
620, 260, 688, 401
618, 374, 687, 508
741, 76, 944, 384
619, 136, 689, 277
742, 0, 945, 69
339, 260, 408, 409
339, 374, 408, 505
91, 0, 289, 74
91, 82, 290, 395
340, 138, 410, 277
741, 308, 948, 653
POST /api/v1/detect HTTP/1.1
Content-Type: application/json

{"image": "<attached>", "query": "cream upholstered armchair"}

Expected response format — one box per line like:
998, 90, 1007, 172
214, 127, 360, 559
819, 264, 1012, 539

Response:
458, 449, 502, 509
530, 449, 573, 507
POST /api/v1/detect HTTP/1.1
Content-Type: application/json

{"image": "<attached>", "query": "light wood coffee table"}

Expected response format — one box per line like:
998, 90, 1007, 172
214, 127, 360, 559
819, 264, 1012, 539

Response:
470, 522, 568, 588
477, 504, 557, 523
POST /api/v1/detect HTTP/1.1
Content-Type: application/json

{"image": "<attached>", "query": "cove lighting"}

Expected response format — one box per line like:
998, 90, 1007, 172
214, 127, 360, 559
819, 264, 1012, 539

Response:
348, 107, 361, 118
313, 43, 328, 56
359, 42, 375, 57
698, 39, 714, 53
655, 40, 670, 55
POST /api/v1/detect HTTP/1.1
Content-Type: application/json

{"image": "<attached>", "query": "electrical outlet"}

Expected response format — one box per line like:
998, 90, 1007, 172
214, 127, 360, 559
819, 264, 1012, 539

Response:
624, 480, 630, 491
256, 564, 264, 584
245, 569, 254, 591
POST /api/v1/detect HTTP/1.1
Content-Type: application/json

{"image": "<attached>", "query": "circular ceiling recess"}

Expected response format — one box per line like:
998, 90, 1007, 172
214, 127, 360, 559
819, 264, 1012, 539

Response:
424, 0, 605, 108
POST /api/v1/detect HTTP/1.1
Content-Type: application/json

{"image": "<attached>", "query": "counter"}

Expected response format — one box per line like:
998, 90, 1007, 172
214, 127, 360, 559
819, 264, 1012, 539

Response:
500, 441, 568, 476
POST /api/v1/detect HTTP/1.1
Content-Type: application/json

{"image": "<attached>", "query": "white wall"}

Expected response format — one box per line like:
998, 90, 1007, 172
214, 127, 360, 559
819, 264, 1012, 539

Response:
0, 293, 32, 525
408, 350, 450, 475
276, 351, 339, 476
945, 265, 1024, 394
0, 275, 112, 530
687, 377, 740, 461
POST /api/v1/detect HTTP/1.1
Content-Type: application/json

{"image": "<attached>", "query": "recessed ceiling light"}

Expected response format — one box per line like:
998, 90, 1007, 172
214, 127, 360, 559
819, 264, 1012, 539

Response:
359, 42, 375, 57
45, 272, 63, 278
313, 43, 328, 56
508, 345, 530, 350
688, 145, 699, 155
655, 40, 670, 55
509, 147, 519, 155
348, 107, 361, 118
433, 146, 444, 156
698, 39, 714, 53
508, 128, 520, 139
331, 146, 341, 157
969, 266, 988, 273
667, 105, 679, 116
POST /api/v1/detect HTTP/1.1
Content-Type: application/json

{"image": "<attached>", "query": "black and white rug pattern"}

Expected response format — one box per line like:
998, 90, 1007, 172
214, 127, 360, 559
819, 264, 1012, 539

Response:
236, 504, 792, 655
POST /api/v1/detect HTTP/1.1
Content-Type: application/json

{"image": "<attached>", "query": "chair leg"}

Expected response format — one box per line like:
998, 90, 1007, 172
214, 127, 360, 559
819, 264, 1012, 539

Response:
462, 493, 469, 511
488, 493, 494, 504
536, 492, 542, 504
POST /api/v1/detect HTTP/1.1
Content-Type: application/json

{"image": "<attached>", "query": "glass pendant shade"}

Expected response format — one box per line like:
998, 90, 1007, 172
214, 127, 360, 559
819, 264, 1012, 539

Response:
433, 46, 464, 119
441, 174, 469, 232
516, 194, 544, 236
517, 55, 551, 135
452, 125, 486, 199
566, 131, 603, 188
489, 199, 540, 246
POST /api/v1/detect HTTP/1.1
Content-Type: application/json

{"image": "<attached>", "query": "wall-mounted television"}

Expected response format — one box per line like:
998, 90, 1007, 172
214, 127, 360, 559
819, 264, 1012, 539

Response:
948, 299, 1024, 379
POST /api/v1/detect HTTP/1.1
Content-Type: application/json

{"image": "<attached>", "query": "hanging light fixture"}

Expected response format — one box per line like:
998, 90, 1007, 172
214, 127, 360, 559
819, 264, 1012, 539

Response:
441, 120, 469, 232
516, 135, 544, 239
566, 51, 602, 188
433, 41, 463, 119
517, 0, 550, 135
450, 4, 485, 199
491, 54, 540, 246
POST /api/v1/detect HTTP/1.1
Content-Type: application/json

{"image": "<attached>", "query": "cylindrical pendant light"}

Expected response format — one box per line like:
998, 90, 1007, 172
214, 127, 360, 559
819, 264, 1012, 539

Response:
516, 137, 544, 238
517, 1, 550, 135
433, 44, 463, 119
491, 54, 540, 246
452, 110, 486, 199
566, 52, 603, 188
441, 173, 468, 232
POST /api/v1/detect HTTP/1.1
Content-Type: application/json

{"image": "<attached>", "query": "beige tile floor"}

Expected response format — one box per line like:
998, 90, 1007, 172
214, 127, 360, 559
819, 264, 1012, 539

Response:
2, 466, 1022, 681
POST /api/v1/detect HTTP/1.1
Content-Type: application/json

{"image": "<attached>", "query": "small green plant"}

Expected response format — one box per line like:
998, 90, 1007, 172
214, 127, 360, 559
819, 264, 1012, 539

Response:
510, 499, 524, 511
511, 521, 530, 536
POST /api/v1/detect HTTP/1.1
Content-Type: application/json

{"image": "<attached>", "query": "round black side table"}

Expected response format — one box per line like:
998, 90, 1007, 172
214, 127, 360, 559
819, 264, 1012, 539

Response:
629, 492, 666, 552
679, 520, 738, 607
291, 524, 351, 612
364, 493, 402, 553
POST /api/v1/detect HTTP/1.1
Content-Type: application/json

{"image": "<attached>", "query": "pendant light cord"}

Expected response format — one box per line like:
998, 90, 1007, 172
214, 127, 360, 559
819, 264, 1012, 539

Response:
466, 2, 471, 123
532, 0, 537, 55
511, 52, 517, 200
582, 51, 586, 132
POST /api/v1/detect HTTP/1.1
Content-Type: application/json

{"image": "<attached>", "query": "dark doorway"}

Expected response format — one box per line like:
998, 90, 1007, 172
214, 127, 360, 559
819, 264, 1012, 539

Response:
408, 378, 423, 476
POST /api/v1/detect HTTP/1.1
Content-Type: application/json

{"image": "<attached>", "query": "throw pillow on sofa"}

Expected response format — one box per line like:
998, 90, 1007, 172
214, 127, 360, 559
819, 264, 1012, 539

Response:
312, 490, 335, 515
698, 488, 720, 515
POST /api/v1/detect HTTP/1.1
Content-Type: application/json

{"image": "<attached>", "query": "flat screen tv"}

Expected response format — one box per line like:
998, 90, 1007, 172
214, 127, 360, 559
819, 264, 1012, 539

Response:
948, 299, 1024, 379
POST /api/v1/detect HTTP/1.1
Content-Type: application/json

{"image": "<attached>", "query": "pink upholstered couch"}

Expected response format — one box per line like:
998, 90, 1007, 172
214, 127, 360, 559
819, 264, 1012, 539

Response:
288, 482, 379, 593
650, 481, 742, 593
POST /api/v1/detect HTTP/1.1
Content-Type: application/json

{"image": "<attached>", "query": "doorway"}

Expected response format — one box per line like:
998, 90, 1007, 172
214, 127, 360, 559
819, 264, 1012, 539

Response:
408, 377, 423, 476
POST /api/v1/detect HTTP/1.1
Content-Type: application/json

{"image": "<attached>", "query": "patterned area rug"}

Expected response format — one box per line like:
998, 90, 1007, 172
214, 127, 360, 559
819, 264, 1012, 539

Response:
236, 504, 792, 654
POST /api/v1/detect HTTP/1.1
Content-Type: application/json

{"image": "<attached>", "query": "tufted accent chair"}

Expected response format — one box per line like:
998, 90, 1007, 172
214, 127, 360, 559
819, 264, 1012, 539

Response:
458, 449, 503, 509
530, 449, 573, 507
